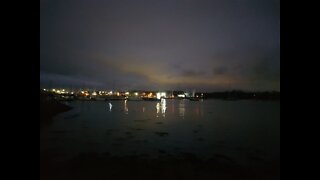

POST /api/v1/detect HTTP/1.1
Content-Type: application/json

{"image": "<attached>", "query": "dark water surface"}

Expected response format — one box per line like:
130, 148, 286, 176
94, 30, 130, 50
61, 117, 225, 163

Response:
40, 99, 280, 179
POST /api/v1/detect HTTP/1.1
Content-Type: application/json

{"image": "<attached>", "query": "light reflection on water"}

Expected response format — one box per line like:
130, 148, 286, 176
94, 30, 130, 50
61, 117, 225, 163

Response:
179, 99, 185, 118
124, 100, 128, 114
40, 99, 280, 166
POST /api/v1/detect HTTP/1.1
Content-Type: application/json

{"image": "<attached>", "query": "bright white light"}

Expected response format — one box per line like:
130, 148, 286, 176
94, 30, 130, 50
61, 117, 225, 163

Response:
156, 103, 160, 114
43, 89, 46, 91
178, 94, 185, 98
92, 92, 97, 96
52, 89, 56, 92
125, 92, 129, 95
161, 98, 166, 105
62, 89, 65, 91
134, 92, 138, 96
124, 100, 128, 114
109, 103, 112, 111
156, 92, 166, 99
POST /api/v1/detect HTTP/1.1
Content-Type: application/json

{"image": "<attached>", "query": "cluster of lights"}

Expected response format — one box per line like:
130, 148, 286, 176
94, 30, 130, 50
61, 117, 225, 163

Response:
45, 89, 196, 100
156, 92, 166, 99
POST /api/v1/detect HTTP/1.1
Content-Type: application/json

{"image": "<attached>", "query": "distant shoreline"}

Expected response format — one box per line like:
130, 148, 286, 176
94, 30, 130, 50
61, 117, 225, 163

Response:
200, 91, 280, 101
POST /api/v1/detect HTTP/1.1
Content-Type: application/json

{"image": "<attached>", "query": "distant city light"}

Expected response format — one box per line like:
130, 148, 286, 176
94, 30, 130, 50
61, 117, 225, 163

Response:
125, 92, 129, 95
52, 89, 56, 92
92, 92, 97, 96
134, 92, 138, 96
155, 92, 166, 99
178, 94, 185, 98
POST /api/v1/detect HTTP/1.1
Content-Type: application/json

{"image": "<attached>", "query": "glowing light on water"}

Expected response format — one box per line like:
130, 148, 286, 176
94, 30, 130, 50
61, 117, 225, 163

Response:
179, 100, 185, 118
161, 99, 167, 117
109, 103, 112, 111
124, 100, 128, 114
156, 103, 160, 116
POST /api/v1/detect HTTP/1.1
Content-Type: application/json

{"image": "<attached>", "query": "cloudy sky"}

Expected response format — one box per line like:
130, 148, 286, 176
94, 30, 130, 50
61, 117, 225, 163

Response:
40, 0, 280, 91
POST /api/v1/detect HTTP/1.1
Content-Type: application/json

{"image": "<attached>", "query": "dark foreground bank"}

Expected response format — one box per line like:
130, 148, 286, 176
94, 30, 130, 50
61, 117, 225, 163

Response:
40, 152, 279, 180
40, 91, 72, 122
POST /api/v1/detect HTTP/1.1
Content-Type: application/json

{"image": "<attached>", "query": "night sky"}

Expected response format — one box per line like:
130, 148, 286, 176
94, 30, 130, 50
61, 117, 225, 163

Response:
40, 0, 280, 91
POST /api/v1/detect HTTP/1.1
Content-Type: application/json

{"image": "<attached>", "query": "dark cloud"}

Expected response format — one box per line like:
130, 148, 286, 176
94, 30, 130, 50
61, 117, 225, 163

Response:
40, 0, 280, 91
213, 67, 228, 75
40, 72, 105, 88
181, 70, 205, 77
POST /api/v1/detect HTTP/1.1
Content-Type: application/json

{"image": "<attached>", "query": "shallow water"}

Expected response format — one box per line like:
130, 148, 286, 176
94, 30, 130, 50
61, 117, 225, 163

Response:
40, 99, 280, 168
